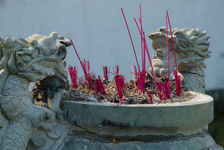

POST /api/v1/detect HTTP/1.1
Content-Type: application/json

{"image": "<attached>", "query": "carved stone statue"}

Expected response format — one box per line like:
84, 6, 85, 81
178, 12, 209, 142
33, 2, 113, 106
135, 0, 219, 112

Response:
149, 27, 211, 92
0, 32, 71, 150
0, 29, 219, 150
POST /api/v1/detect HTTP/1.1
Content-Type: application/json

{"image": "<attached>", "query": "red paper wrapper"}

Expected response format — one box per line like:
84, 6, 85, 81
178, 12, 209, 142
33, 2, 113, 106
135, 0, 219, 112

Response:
148, 91, 153, 104
173, 70, 181, 96
114, 75, 125, 99
103, 66, 109, 80
138, 71, 146, 93
68, 66, 78, 88
96, 76, 107, 95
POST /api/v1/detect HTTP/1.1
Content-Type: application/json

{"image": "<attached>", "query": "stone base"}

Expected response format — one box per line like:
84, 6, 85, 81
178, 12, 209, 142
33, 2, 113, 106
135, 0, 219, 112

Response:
60, 92, 223, 150
62, 131, 222, 150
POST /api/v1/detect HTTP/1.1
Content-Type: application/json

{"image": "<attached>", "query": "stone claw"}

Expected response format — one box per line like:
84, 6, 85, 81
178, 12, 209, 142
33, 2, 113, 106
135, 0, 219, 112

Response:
50, 89, 68, 112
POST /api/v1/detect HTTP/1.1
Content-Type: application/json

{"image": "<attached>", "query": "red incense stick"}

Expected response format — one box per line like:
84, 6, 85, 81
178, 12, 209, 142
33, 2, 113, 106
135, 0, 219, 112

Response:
164, 15, 171, 99
99, 76, 107, 95
139, 3, 142, 22
103, 66, 109, 80
134, 17, 141, 33
68, 66, 78, 88
138, 71, 146, 93
70, 40, 87, 76
113, 65, 119, 75
166, 11, 181, 96
78, 77, 86, 87
165, 15, 170, 79
174, 71, 182, 96
137, 4, 146, 94
165, 80, 171, 99
115, 97, 126, 106
70, 40, 88, 77
121, 8, 140, 73
166, 11, 177, 70
114, 75, 125, 99
148, 91, 153, 104
96, 76, 107, 95
136, 16, 162, 100
131, 64, 137, 93
87, 60, 90, 74
139, 3, 145, 73
134, 66, 138, 78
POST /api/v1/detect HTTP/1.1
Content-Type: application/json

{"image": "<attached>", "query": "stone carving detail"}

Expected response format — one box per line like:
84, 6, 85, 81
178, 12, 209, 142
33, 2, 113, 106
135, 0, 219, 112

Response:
0, 32, 71, 150
149, 27, 211, 92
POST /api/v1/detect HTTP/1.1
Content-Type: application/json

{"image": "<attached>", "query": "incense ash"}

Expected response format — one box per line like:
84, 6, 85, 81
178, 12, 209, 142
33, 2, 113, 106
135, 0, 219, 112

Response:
67, 4, 206, 106
69, 74, 195, 104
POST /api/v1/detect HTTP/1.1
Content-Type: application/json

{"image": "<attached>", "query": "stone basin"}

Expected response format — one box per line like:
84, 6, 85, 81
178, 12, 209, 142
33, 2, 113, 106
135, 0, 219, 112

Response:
61, 92, 222, 150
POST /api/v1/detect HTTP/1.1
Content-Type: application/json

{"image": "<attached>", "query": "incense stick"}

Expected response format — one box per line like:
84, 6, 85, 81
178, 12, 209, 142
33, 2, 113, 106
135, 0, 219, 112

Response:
131, 64, 137, 93
166, 11, 177, 70
115, 97, 126, 106
165, 15, 170, 79
166, 11, 182, 96
70, 40, 87, 76
121, 8, 140, 73
136, 16, 162, 100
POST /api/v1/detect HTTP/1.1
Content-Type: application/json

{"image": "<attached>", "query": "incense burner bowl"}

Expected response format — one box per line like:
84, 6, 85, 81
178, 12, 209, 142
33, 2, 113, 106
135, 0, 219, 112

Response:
61, 92, 222, 150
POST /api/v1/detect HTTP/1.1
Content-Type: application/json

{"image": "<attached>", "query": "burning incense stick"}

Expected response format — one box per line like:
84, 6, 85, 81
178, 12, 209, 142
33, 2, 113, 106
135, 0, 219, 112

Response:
121, 8, 140, 73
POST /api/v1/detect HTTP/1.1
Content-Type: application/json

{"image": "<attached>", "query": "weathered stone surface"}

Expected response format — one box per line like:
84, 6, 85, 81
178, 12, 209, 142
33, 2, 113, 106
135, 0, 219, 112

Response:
61, 92, 223, 150
62, 131, 222, 150
62, 92, 213, 136
149, 27, 211, 93
0, 29, 222, 150
0, 33, 71, 150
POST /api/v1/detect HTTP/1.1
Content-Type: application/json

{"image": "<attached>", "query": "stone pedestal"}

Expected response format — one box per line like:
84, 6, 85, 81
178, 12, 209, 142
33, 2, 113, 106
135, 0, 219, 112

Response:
61, 92, 223, 150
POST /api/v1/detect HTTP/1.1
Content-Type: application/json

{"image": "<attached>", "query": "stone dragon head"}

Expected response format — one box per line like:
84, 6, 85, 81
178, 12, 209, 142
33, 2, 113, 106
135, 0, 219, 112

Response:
0, 33, 72, 150
0, 32, 71, 93
148, 27, 211, 92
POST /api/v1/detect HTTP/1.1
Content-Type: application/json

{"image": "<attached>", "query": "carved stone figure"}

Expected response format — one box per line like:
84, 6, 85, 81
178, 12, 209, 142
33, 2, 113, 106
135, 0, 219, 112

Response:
0, 29, 219, 150
0, 32, 71, 150
149, 27, 211, 92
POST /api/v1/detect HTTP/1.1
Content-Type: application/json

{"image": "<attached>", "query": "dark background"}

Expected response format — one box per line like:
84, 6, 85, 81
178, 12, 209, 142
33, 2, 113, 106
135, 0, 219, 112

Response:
207, 89, 224, 147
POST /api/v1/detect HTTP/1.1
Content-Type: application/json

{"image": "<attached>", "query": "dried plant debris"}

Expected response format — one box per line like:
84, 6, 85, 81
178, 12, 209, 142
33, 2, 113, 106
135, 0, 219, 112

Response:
69, 74, 195, 104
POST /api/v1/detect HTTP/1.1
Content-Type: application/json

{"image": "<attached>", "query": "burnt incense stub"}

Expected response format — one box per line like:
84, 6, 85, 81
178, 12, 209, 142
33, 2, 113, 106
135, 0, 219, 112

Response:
149, 27, 211, 93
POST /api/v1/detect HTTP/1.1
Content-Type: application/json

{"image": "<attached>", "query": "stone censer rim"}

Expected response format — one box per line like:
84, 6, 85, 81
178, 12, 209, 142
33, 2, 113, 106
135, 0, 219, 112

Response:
62, 91, 213, 136
63, 91, 212, 107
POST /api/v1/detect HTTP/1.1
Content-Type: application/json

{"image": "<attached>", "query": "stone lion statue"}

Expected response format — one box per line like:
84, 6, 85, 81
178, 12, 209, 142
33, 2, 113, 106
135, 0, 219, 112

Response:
0, 32, 71, 150
149, 27, 211, 92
